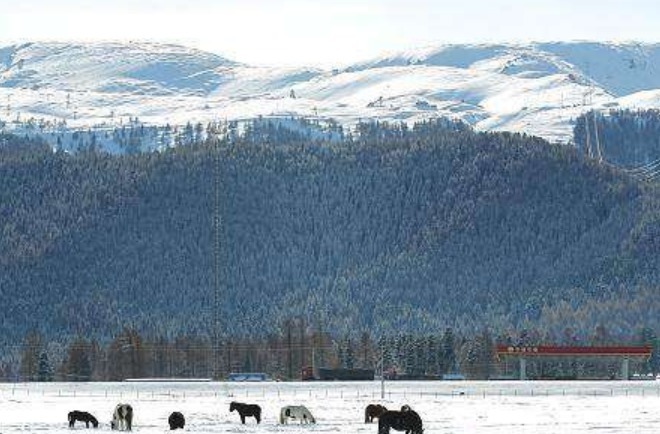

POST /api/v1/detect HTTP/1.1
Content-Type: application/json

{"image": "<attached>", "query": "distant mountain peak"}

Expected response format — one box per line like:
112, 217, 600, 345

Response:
1, 40, 660, 144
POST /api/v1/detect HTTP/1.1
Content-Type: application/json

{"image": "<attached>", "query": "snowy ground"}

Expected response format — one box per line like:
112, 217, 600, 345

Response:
1, 381, 659, 433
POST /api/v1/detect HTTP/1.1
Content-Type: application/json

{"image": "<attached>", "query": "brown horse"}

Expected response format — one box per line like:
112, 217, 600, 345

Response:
68, 411, 99, 428
168, 412, 185, 430
378, 406, 423, 434
230, 401, 262, 424
365, 404, 388, 423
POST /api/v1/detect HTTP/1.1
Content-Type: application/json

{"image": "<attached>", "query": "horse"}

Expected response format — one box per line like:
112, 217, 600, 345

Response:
365, 404, 388, 423
111, 404, 133, 431
229, 401, 262, 424
279, 405, 316, 424
68, 410, 99, 428
168, 412, 185, 430
378, 407, 423, 434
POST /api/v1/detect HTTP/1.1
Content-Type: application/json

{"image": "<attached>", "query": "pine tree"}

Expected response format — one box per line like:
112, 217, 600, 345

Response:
441, 328, 456, 375
37, 352, 53, 382
65, 338, 92, 381
19, 331, 43, 381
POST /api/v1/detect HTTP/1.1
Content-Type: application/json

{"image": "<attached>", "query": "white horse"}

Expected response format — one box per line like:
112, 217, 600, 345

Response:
279, 405, 316, 424
111, 404, 133, 431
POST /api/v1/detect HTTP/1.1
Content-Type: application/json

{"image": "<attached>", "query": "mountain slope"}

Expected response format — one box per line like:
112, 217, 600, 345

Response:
2, 41, 660, 144
1, 123, 659, 344
0, 41, 237, 95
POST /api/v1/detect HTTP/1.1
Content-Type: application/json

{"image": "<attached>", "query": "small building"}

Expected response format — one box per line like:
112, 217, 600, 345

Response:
495, 345, 652, 380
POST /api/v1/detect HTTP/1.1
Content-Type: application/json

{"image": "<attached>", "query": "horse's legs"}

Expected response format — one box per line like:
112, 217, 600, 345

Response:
255, 413, 261, 424
240, 414, 246, 424
378, 422, 389, 434
85, 420, 90, 428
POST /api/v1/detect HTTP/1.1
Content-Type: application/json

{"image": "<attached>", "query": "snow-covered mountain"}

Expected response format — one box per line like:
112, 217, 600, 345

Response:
1, 41, 660, 143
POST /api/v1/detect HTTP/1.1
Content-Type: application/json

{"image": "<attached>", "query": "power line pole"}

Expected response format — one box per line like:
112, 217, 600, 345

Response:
213, 134, 223, 380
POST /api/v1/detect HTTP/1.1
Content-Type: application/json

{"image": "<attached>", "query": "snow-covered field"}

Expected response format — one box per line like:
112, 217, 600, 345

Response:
1, 381, 659, 433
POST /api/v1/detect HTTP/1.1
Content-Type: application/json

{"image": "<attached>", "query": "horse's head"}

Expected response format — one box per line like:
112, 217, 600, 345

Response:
229, 402, 237, 412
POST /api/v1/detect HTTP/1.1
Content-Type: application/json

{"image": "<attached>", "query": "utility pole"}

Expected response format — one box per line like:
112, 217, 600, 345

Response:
380, 353, 385, 399
213, 134, 223, 380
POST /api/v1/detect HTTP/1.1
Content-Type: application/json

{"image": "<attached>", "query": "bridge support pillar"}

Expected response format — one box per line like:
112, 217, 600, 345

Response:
621, 357, 629, 380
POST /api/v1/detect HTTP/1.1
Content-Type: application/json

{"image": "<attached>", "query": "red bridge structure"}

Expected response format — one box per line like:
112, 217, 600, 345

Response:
495, 345, 653, 380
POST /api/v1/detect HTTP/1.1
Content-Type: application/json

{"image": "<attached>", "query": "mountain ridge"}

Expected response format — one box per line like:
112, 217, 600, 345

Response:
1, 41, 660, 143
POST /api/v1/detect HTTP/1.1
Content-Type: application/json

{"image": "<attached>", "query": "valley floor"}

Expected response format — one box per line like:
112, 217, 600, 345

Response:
1, 381, 659, 433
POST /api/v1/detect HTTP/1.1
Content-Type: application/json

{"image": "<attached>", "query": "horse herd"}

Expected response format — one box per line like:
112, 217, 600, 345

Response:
67, 400, 423, 433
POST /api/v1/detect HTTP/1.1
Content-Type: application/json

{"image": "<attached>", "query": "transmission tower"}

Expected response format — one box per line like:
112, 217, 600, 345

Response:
212, 132, 226, 380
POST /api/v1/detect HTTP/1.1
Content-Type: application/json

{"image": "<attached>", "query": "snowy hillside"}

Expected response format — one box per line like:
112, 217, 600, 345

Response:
1, 41, 660, 144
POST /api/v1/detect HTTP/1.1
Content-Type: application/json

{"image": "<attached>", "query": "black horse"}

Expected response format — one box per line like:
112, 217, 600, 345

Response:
229, 401, 262, 424
68, 411, 99, 428
365, 404, 388, 423
168, 412, 185, 430
378, 407, 423, 434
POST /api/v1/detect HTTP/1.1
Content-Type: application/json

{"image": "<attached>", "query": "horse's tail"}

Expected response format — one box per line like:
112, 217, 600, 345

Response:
365, 406, 369, 423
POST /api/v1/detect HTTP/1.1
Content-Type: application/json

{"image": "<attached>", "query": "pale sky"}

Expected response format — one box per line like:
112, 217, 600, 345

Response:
0, 0, 658, 68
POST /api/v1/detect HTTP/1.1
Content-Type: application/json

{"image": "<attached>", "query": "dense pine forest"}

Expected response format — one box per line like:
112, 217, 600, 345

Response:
574, 108, 660, 167
2, 119, 660, 380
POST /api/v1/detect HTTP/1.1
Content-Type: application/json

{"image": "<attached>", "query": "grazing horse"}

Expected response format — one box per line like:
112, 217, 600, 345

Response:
229, 401, 262, 424
111, 404, 133, 431
365, 404, 388, 423
378, 407, 423, 434
279, 405, 316, 424
68, 411, 99, 428
168, 412, 185, 430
